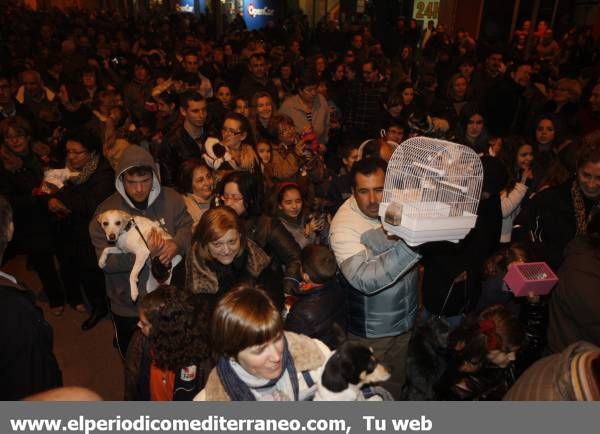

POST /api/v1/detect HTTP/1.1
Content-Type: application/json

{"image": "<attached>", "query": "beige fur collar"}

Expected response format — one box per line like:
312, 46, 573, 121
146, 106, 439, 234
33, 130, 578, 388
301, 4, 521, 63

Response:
201, 332, 327, 401
185, 238, 271, 294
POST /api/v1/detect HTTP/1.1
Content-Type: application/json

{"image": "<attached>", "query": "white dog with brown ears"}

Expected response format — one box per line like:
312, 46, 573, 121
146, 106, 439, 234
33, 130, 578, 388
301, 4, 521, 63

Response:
96, 209, 182, 301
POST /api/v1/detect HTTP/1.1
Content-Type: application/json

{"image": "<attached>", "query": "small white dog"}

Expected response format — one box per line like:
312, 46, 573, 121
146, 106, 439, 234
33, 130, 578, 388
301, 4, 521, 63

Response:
42, 168, 80, 192
96, 210, 182, 302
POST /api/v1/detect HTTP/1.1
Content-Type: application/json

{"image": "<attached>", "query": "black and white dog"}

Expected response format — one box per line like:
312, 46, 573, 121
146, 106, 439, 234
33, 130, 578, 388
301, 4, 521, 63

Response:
314, 341, 390, 401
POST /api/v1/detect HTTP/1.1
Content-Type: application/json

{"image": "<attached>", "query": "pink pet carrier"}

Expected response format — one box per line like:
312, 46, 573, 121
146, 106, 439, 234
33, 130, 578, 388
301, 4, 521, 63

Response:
503, 262, 558, 297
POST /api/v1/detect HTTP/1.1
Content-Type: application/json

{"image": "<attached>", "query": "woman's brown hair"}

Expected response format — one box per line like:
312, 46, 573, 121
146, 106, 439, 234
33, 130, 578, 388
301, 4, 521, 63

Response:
0, 116, 32, 141
210, 285, 283, 358
191, 206, 247, 261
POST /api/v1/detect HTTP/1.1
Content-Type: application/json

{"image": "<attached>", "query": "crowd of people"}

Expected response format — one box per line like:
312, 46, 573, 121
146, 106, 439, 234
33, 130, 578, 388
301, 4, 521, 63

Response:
1, 4, 600, 401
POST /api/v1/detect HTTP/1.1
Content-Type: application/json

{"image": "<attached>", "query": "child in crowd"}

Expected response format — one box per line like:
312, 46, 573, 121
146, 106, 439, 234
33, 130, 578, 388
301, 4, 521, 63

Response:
276, 183, 329, 249
383, 118, 408, 145
327, 141, 360, 210
478, 243, 549, 374
285, 244, 346, 349
254, 138, 274, 190
435, 305, 525, 400
124, 285, 211, 401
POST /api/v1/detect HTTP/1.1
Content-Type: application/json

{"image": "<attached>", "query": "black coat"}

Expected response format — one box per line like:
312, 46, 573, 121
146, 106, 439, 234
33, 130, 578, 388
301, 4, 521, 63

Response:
54, 157, 115, 269
421, 195, 502, 316
285, 278, 347, 349
527, 178, 598, 270
0, 278, 62, 399
0, 152, 56, 255
237, 74, 279, 107
245, 215, 302, 294
158, 125, 206, 187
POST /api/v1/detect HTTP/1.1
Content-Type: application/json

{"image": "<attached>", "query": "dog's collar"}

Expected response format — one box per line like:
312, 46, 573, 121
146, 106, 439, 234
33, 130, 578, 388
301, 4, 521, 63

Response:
124, 218, 136, 232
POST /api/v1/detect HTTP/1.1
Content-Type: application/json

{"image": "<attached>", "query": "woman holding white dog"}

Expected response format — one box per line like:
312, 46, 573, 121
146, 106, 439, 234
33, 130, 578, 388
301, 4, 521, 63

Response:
193, 285, 331, 401
47, 128, 114, 330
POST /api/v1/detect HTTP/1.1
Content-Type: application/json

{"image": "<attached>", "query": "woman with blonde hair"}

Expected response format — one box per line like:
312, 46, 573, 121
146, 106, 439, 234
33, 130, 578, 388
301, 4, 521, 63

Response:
185, 206, 281, 307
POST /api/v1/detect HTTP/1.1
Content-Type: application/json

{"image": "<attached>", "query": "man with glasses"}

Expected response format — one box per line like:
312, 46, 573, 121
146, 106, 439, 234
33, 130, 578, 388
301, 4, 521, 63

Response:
344, 59, 388, 139
90, 145, 193, 357
158, 90, 207, 186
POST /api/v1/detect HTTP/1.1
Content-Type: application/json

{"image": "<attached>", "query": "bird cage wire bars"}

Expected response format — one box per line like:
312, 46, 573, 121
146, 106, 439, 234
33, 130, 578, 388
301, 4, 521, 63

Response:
380, 137, 483, 244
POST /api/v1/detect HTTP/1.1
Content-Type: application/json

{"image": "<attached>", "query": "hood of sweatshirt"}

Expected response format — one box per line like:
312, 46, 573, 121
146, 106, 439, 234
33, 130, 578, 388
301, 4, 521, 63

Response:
114, 145, 161, 209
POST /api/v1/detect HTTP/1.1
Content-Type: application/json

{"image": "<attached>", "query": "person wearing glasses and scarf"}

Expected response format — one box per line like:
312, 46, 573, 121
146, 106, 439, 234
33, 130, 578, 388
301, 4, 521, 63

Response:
47, 128, 114, 330
217, 170, 302, 301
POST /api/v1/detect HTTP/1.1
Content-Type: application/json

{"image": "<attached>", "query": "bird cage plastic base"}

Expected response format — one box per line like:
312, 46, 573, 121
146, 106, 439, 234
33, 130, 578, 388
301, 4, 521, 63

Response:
503, 262, 558, 297
379, 202, 477, 246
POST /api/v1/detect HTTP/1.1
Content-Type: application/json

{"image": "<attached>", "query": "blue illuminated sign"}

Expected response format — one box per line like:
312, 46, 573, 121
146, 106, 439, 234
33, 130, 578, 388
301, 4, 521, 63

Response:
243, 0, 278, 30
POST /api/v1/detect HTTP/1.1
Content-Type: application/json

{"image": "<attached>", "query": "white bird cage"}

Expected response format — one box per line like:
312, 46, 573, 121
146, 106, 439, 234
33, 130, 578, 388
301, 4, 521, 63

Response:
379, 137, 483, 246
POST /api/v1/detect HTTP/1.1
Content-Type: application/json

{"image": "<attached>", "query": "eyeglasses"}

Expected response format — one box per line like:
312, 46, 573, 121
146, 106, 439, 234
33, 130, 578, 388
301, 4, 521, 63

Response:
278, 125, 296, 136
222, 126, 243, 136
66, 149, 89, 156
301, 86, 318, 94
5, 134, 26, 141
222, 193, 243, 202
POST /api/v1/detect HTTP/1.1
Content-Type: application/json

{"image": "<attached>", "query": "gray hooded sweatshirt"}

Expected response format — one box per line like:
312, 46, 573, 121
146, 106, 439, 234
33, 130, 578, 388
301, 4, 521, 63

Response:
89, 145, 193, 317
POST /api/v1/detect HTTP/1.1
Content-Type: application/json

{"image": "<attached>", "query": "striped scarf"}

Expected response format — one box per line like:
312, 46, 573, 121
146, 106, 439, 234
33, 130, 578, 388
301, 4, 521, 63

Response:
67, 152, 100, 185
216, 336, 299, 401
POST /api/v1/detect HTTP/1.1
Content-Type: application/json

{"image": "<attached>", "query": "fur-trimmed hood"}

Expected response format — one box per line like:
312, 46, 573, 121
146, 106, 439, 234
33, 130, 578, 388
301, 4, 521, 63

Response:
185, 238, 271, 294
